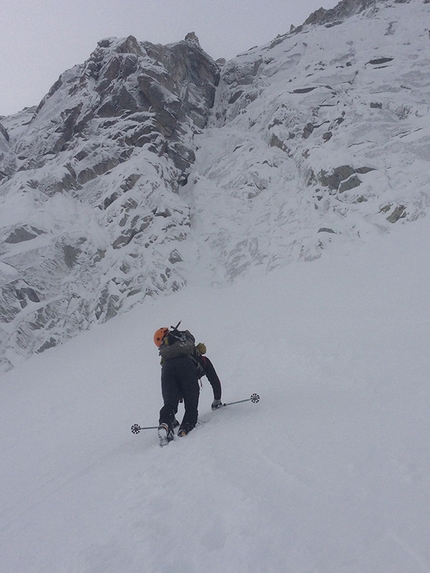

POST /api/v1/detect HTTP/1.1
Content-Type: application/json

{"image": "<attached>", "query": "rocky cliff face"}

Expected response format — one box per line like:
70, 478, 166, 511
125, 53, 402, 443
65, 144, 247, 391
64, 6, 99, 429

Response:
1, 0, 430, 372
0, 35, 219, 371
184, 0, 430, 280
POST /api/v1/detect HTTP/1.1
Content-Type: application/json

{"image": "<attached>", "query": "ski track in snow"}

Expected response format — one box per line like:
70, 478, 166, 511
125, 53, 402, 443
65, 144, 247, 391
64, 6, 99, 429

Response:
1, 216, 430, 572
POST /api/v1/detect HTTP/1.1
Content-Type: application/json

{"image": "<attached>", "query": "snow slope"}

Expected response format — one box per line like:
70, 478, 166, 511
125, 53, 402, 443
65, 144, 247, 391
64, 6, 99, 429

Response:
1, 216, 430, 572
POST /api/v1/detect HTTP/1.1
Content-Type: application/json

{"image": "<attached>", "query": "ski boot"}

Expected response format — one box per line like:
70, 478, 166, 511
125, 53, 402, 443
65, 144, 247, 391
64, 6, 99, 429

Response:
158, 423, 174, 447
177, 425, 191, 438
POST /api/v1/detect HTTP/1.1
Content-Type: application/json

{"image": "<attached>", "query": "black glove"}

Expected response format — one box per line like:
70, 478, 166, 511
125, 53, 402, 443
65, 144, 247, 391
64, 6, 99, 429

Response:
211, 399, 222, 410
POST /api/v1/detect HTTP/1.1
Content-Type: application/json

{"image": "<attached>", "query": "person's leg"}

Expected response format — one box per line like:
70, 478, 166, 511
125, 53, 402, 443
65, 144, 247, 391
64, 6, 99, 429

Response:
177, 358, 200, 432
159, 361, 181, 430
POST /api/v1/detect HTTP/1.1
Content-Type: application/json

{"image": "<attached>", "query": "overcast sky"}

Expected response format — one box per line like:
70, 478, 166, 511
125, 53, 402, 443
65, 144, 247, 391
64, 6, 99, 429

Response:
1, 0, 340, 117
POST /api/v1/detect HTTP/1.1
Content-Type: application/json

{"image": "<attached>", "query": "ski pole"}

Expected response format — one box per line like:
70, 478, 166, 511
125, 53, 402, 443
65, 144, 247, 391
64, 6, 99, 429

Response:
131, 394, 260, 433
222, 393, 260, 407
131, 424, 158, 434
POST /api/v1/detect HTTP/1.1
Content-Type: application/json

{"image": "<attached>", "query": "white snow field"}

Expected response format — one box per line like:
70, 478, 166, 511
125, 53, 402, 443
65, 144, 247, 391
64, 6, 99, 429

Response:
1, 216, 430, 573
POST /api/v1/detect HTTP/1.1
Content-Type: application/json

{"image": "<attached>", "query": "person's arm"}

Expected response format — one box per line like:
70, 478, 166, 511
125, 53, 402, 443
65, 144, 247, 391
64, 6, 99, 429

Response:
200, 356, 222, 401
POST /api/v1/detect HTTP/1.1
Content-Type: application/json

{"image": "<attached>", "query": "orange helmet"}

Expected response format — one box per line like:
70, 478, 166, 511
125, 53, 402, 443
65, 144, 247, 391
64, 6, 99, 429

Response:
153, 327, 169, 347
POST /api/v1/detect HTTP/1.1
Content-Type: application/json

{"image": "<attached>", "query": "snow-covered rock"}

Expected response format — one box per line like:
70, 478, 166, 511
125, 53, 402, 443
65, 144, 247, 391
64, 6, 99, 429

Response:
0, 35, 219, 371
1, 0, 430, 371
188, 0, 430, 280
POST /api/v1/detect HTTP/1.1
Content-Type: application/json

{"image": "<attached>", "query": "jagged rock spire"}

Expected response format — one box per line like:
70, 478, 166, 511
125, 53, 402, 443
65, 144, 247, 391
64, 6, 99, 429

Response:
185, 32, 201, 47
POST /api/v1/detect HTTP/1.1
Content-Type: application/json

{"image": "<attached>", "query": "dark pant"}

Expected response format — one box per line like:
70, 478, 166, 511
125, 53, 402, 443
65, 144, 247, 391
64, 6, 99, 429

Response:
159, 356, 200, 432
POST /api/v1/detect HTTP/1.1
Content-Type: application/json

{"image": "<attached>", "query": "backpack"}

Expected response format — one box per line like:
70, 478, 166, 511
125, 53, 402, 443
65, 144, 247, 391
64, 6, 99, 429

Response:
158, 327, 196, 361
158, 324, 206, 377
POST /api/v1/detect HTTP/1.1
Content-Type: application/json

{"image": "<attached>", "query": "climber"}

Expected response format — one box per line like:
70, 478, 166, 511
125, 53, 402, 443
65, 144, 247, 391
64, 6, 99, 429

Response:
153, 324, 222, 445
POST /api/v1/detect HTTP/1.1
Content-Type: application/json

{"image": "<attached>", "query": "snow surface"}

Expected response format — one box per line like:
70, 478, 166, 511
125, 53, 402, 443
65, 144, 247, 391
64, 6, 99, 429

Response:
1, 215, 430, 572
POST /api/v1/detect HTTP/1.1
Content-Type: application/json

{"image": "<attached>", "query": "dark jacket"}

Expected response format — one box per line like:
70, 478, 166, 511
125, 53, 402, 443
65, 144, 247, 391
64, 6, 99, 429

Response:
196, 355, 222, 401
159, 330, 222, 401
